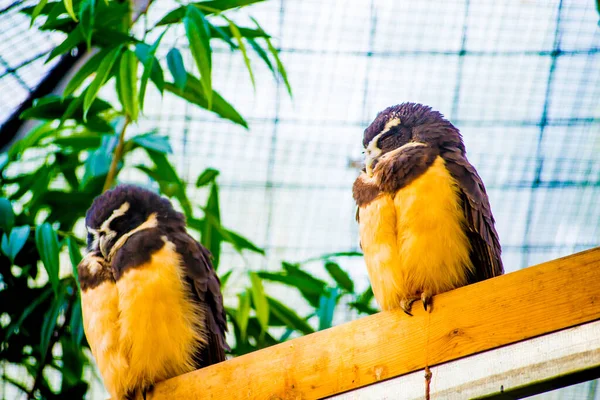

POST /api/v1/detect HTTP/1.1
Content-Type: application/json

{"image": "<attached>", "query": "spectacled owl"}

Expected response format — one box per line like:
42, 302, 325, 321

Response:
353, 102, 503, 314
77, 185, 228, 399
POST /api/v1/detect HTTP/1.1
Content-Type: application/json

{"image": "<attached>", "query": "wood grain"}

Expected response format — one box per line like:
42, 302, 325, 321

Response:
148, 247, 600, 400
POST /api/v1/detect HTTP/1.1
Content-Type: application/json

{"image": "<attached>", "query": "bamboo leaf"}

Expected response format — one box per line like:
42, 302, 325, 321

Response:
78, 0, 95, 49
251, 17, 292, 96
116, 49, 139, 120
30, 0, 50, 27
249, 272, 269, 334
0, 198, 15, 231
225, 18, 255, 88
164, 74, 247, 128
66, 237, 82, 288
202, 183, 221, 269
5, 287, 53, 342
318, 287, 339, 330
70, 297, 84, 344
196, 168, 219, 187
184, 6, 212, 108
221, 228, 265, 255
248, 37, 274, 74
41, 285, 67, 359
131, 133, 172, 154
137, 29, 167, 110
267, 296, 314, 335
83, 45, 122, 120
156, 0, 266, 26
63, 0, 77, 21
64, 48, 110, 97
237, 290, 251, 340
35, 223, 61, 295
325, 261, 354, 292
47, 28, 83, 62
167, 48, 187, 90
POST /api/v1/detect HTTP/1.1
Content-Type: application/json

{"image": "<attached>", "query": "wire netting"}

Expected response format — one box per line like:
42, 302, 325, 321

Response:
0, 0, 599, 398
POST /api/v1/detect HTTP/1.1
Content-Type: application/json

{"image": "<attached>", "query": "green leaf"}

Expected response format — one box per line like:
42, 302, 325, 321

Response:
0, 153, 8, 170
47, 26, 83, 62
196, 168, 219, 187
30, 0, 50, 27
41, 285, 67, 359
1, 226, 30, 264
66, 237, 82, 286
54, 134, 103, 151
83, 45, 122, 120
257, 270, 326, 308
131, 133, 172, 154
237, 290, 251, 340
251, 17, 292, 97
267, 296, 314, 335
136, 30, 167, 110
63, 0, 77, 21
117, 49, 139, 120
248, 37, 274, 74
61, 335, 85, 390
78, 0, 95, 49
265, 37, 292, 97
226, 18, 255, 88
249, 271, 269, 334
21, 95, 111, 121
70, 296, 84, 344
5, 287, 53, 341
184, 6, 212, 108
167, 48, 187, 90
222, 228, 265, 255
325, 261, 354, 292
156, 0, 266, 26
81, 135, 117, 188
202, 183, 221, 269
64, 48, 110, 97
35, 223, 61, 295
164, 75, 248, 128
0, 198, 15, 231
318, 287, 339, 330
219, 269, 232, 287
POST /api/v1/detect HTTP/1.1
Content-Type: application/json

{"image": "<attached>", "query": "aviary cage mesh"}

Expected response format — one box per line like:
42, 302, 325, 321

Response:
0, 0, 599, 398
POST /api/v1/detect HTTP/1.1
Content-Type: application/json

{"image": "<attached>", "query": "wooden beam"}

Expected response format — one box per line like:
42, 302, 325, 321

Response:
149, 248, 600, 400
331, 319, 600, 399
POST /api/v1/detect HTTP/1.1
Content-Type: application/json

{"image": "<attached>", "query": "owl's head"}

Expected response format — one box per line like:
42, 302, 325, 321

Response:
85, 185, 184, 260
362, 102, 464, 176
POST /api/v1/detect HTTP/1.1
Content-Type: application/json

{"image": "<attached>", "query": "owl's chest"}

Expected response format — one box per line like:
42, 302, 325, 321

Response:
358, 157, 473, 309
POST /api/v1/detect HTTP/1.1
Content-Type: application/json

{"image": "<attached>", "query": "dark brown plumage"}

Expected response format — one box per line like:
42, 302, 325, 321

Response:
353, 102, 503, 313
78, 184, 227, 399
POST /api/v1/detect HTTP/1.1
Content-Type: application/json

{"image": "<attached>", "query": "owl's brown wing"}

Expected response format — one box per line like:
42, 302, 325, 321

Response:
442, 148, 504, 282
170, 231, 228, 367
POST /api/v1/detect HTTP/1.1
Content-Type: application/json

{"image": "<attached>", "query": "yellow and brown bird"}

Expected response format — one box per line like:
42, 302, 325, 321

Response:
353, 102, 503, 314
77, 185, 227, 399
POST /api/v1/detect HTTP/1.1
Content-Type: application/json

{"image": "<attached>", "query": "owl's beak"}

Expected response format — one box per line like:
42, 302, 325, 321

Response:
365, 156, 376, 177
99, 236, 110, 260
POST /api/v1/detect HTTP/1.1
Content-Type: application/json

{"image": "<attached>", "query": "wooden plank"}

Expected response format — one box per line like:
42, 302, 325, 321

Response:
149, 247, 600, 400
330, 319, 600, 399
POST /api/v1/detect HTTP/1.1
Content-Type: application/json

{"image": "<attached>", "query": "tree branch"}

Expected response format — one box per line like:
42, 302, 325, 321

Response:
102, 117, 131, 192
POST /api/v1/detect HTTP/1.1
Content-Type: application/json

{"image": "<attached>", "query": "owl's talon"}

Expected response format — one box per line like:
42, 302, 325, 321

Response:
421, 291, 432, 312
400, 297, 417, 316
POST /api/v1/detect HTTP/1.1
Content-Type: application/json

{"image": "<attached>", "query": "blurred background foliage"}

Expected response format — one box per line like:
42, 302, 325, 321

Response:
0, 0, 375, 398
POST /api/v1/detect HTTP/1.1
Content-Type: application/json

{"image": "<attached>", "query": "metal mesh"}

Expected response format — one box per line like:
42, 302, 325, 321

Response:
1, 0, 599, 398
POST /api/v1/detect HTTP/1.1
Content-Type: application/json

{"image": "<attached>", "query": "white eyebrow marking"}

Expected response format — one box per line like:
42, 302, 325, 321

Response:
107, 213, 159, 262
100, 202, 130, 232
365, 117, 401, 151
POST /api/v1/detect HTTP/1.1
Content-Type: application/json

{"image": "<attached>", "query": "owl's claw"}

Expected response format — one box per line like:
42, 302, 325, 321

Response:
421, 291, 432, 312
400, 297, 417, 316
